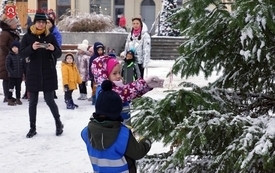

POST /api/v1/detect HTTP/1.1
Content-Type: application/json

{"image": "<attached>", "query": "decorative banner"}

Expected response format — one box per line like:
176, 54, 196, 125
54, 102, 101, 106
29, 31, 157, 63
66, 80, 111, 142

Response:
5, 5, 16, 19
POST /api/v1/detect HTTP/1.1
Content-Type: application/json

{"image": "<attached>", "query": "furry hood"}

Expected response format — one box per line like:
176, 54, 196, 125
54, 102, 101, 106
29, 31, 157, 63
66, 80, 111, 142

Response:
0, 20, 12, 30
91, 55, 112, 85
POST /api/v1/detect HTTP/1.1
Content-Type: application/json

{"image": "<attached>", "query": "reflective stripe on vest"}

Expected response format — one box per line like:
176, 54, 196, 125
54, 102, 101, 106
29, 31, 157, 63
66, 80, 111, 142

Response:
86, 125, 130, 172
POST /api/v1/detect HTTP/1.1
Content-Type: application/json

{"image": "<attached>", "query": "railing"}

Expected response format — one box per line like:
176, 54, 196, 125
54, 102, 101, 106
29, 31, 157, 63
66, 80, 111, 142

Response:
149, 11, 161, 36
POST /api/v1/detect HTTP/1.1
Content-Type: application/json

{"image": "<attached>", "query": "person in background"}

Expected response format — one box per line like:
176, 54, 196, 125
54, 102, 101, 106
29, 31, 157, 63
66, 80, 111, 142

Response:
81, 80, 152, 173
20, 12, 63, 138
121, 50, 141, 84
0, 15, 20, 103
119, 13, 127, 31
47, 9, 56, 22
88, 42, 105, 105
123, 17, 151, 78
46, 17, 62, 48
25, 15, 32, 28
5, 40, 24, 106
61, 53, 82, 109
47, 17, 62, 99
75, 39, 90, 100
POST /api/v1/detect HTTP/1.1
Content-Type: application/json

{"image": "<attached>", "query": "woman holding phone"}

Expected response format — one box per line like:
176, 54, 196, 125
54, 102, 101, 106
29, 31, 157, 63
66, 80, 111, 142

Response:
20, 12, 63, 138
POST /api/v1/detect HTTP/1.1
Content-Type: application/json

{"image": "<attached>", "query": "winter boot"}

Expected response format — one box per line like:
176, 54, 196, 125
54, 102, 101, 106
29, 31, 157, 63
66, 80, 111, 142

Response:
22, 91, 28, 99
16, 98, 22, 105
8, 99, 16, 106
26, 123, 37, 138
71, 99, 79, 108
3, 97, 7, 103
91, 95, 96, 105
55, 121, 64, 136
81, 94, 87, 100
77, 93, 83, 100
65, 100, 75, 110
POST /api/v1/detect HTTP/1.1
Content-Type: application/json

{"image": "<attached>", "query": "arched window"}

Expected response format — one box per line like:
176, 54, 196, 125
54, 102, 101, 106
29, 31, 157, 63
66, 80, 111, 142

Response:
141, 0, 155, 6
115, 0, 125, 5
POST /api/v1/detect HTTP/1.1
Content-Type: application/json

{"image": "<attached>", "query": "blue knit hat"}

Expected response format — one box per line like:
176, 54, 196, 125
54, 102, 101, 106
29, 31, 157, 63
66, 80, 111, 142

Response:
10, 40, 20, 49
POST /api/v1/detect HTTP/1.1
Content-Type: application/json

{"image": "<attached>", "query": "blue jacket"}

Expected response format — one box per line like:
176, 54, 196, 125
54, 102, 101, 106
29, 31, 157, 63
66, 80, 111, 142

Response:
81, 125, 130, 172
89, 42, 105, 79
51, 26, 62, 48
96, 85, 130, 120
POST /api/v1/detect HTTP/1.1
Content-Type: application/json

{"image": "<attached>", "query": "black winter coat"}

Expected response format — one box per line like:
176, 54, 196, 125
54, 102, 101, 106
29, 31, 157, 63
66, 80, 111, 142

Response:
5, 51, 25, 78
19, 28, 62, 92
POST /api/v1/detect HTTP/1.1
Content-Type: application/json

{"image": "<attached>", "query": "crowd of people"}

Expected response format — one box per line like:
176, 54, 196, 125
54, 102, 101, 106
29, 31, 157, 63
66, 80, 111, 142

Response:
0, 11, 164, 172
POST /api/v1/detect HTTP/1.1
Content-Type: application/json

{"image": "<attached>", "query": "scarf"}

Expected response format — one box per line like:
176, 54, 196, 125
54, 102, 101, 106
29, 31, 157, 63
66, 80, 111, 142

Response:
30, 25, 50, 36
133, 28, 141, 37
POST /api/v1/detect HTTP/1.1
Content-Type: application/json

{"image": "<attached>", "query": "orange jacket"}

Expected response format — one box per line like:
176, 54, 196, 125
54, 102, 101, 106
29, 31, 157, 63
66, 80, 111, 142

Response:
61, 62, 82, 90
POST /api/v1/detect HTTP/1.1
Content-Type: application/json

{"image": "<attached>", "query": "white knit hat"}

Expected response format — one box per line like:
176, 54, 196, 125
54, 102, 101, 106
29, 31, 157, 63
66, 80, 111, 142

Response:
77, 39, 89, 51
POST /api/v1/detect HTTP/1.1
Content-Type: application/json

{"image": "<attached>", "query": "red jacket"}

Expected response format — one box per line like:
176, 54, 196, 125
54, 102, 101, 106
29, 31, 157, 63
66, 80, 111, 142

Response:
119, 16, 126, 27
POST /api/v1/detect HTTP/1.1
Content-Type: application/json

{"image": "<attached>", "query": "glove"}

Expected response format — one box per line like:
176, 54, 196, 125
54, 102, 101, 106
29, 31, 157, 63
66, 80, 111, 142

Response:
145, 76, 164, 88
113, 80, 124, 87
139, 137, 152, 149
64, 84, 69, 92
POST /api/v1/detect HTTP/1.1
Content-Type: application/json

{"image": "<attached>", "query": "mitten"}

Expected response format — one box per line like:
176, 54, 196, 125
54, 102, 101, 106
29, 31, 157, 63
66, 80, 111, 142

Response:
145, 76, 164, 88
113, 80, 124, 87
64, 84, 69, 92
139, 137, 152, 149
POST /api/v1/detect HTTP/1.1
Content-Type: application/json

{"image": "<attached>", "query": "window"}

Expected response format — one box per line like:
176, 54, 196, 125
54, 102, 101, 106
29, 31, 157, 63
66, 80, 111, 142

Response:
141, 0, 155, 6
57, 0, 71, 20
115, 0, 125, 5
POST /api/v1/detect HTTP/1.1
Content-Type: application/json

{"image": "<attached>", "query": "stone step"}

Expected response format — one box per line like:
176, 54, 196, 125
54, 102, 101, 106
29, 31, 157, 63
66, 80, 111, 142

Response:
151, 49, 179, 54
151, 45, 180, 50
151, 43, 181, 46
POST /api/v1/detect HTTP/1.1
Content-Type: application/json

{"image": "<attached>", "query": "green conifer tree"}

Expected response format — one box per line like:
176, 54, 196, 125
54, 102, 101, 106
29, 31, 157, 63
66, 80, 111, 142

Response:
133, 0, 275, 172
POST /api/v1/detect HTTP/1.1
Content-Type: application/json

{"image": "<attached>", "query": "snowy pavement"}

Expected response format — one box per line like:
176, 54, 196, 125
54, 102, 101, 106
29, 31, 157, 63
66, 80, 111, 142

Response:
0, 60, 219, 173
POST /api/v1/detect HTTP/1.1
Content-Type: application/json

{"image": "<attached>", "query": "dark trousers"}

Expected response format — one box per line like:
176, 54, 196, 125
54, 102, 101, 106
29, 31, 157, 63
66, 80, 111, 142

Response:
8, 77, 22, 99
29, 91, 60, 126
64, 90, 73, 100
138, 64, 145, 79
79, 81, 87, 94
2, 79, 9, 98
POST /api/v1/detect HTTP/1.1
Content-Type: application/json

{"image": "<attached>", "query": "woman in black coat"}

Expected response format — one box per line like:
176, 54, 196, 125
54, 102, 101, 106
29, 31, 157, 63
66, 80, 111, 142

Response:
20, 12, 63, 138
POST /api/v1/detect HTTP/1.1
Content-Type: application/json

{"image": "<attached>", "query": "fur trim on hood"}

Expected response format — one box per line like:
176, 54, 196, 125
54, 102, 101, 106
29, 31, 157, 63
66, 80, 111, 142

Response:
0, 20, 12, 30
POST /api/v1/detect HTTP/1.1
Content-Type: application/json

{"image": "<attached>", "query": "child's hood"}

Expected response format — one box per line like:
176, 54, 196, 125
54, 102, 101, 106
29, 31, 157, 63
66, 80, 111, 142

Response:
91, 55, 110, 85
93, 42, 105, 57
88, 120, 121, 150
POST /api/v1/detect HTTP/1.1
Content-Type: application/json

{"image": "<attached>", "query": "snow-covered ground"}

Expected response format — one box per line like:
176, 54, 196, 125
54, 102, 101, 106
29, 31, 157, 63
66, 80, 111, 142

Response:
0, 60, 219, 173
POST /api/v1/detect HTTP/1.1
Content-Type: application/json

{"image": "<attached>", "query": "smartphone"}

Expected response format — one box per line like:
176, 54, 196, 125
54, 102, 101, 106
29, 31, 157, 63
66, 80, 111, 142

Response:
39, 43, 49, 48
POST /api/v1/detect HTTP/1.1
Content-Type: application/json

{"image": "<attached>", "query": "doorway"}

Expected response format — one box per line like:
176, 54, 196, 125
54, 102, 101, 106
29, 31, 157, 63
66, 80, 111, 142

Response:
140, 0, 155, 32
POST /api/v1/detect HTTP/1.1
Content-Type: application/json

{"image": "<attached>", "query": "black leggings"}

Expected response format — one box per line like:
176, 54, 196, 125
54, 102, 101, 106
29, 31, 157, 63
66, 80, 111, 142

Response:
2, 79, 9, 98
79, 81, 87, 94
64, 90, 73, 100
138, 64, 145, 79
29, 91, 60, 124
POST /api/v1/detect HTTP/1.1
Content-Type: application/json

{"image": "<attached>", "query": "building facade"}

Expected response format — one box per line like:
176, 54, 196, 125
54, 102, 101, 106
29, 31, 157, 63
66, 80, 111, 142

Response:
0, 0, 184, 29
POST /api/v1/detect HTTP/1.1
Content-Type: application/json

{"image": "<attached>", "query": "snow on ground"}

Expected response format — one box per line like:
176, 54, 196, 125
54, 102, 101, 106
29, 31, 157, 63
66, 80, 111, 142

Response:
0, 60, 219, 173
